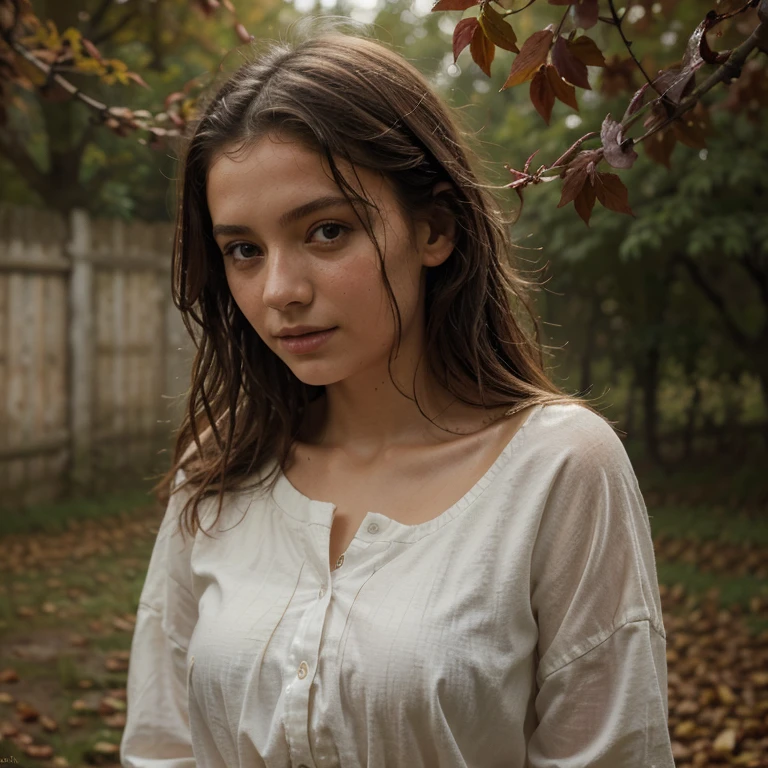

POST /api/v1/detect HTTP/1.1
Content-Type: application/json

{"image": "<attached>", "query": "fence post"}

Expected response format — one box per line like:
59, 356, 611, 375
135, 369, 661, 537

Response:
67, 209, 93, 490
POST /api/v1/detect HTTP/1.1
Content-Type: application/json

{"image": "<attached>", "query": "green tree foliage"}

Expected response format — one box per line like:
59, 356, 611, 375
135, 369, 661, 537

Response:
0, 0, 287, 218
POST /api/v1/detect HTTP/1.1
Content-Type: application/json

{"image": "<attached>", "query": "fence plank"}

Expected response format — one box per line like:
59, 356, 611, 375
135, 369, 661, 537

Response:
69, 210, 94, 489
0, 274, 7, 492
0, 204, 188, 505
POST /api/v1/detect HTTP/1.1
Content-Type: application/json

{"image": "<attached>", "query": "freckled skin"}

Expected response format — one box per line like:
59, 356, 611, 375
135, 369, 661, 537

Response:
205, 133, 446, 393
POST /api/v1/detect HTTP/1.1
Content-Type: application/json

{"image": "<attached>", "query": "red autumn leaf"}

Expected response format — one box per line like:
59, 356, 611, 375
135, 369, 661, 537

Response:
126, 71, 150, 89
431, 0, 480, 10
545, 64, 578, 110
568, 35, 606, 67
453, 17, 479, 62
552, 35, 591, 90
194, 0, 217, 17
600, 55, 637, 97
558, 166, 589, 208
672, 101, 710, 149
470, 23, 495, 77
530, 66, 555, 124
653, 65, 696, 106
478, 2, 519, 53
523, 149, 539, 174
81, 37, 103, 62
502, 29, 553, 89
573, 180, 597, 225
164, 91, 185, 109
623, 82, 649, 121
593, 172, 634, 216
235, 23, 252, 44
574, 0, 599, 30
600, 113, 638, 170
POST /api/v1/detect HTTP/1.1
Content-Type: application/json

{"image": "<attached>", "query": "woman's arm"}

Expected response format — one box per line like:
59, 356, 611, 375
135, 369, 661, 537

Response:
120, 470, 198, 768
527, 412, 675, 767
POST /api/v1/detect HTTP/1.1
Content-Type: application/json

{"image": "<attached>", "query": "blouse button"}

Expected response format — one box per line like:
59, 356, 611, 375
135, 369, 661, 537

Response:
318, 585, 326, 598
297, 661, 309, 679
367, 522, 379, 534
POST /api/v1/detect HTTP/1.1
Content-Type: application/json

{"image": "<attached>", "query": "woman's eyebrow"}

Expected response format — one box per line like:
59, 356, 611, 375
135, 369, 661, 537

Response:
211, 195, 361, 239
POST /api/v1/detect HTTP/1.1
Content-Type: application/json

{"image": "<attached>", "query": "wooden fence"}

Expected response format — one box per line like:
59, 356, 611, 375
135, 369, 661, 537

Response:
0, 204, 192, 507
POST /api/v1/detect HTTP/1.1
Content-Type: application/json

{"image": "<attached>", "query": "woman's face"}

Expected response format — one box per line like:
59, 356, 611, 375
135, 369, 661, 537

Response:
205, 133, 451, 388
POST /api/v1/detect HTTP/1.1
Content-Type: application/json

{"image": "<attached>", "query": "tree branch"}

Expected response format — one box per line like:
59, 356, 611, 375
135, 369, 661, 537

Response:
628, 17, 768, 146
0, 129, 48, 200
91, 8, 140, 46
86, 0, 117, 37
606, 0, 661, 96
677, 253, 753, 349
6, 37, 111, 115
740, 248, 768, 310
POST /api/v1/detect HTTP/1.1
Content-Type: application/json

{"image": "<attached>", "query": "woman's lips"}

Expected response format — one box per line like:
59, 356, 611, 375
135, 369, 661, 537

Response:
277, 327, 337, 354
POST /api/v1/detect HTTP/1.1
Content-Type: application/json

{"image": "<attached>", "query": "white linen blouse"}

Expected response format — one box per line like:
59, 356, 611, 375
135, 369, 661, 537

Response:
120, 403, 675, 768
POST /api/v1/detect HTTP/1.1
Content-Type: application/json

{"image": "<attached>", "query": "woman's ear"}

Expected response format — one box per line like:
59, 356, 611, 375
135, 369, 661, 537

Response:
418, 181, 456, 267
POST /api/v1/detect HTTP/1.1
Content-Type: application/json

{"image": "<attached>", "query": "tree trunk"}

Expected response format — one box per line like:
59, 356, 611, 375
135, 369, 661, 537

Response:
683, 381, 701, 461
639, 347, 662, 464
579, 295, 600, 395
625, 378, 636, 437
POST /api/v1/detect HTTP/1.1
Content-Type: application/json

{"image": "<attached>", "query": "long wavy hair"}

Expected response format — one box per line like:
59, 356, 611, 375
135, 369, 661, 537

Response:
163, 29, 590, 540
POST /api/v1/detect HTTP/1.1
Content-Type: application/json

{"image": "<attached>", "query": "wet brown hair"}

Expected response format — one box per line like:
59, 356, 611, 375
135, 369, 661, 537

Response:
163, 29, 591, 540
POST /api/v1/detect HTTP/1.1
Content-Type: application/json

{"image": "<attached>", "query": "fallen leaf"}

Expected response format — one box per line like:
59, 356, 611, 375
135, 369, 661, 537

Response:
0, 668, 19, 683
16, 700, 40, 721
24, 744, 54, 759
40, 714, 59, 732
712, 727, 738, 753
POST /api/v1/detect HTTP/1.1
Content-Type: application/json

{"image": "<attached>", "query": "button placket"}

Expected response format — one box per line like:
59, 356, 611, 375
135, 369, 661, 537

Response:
284, 560, 327, 768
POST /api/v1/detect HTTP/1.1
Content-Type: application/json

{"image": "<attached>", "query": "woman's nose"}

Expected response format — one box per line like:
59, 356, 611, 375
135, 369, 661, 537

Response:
261, 248, 313, 310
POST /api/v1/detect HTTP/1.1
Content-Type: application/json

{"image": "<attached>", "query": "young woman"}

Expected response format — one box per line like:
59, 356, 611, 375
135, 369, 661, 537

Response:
121, 29, 674, 768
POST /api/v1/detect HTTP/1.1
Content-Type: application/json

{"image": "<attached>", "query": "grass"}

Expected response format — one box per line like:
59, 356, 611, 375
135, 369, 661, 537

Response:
0, 486, 767, 765
630, 443, 768, 511
656, 562, 768, 607
648, 504, 768, 546
0, 481, 159, 538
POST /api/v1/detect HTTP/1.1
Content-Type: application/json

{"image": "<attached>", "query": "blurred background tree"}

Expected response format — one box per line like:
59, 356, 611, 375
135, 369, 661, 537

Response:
0, 0, 287, 218
1, 0, 766, 498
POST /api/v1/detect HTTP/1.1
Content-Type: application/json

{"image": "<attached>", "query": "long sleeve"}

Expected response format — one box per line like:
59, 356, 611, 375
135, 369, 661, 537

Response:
121, 471, 199, 768
527, 413, 674, 767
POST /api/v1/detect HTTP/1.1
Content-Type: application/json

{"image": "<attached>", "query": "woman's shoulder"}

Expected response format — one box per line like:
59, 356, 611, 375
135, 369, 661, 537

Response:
533, 400, 620, 438
524, 400, 631, 471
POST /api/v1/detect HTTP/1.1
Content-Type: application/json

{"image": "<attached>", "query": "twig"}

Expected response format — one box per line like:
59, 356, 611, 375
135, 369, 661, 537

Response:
629, 18, 768, 145
551, 131, 599, 168
500, 0, 538, 16
606, 0, 660, 96
86, 0, 116, 36
7, 37, 110, 114
91, 8, 139, 46
554, 3, 571, 38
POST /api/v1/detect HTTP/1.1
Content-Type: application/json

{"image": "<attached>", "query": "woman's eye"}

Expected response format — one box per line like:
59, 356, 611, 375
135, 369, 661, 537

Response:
311, 223, 348, 244
224, 242, 259, 260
